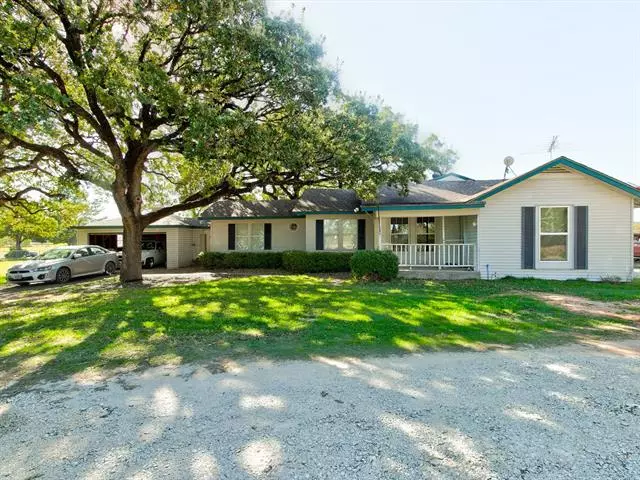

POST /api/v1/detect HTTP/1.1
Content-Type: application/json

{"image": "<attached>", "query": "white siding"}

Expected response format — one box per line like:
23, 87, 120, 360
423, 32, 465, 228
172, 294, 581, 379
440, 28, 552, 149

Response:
164, 229, 180, 269
210, 218, 306, 252
75, 230, 88, 245
477, 171, 634, 281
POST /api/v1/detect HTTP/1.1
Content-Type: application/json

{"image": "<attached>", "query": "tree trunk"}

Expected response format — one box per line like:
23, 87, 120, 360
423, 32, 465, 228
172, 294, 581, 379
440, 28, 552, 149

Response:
15, 234, 22, 251
120, 217, 143, 283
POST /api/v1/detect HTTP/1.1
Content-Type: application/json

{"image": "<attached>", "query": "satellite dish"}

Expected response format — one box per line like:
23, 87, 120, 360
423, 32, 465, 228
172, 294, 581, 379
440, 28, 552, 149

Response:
503, 156, 516, 179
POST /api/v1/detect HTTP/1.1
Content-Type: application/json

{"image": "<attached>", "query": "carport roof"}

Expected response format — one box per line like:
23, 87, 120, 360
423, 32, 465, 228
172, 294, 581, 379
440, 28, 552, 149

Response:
75, 214, 209, 229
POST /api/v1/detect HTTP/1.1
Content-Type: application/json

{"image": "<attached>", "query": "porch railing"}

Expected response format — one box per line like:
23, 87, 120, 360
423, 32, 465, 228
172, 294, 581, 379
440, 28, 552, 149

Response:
381, 243, 476, 268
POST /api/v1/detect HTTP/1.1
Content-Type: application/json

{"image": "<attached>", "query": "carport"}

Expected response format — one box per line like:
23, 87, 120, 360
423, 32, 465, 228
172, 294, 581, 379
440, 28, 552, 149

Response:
74, 214, 209, 269
88, 233, 167, 251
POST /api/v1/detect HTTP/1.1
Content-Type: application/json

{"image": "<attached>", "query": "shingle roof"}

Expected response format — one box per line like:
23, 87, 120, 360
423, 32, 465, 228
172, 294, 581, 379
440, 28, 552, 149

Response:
201, 199, 298, 218
293, 189, 360, 213
366, 179, 504, 205
201, 189, 360, 218
76, 214, 209, 228
200, 178, 505, 218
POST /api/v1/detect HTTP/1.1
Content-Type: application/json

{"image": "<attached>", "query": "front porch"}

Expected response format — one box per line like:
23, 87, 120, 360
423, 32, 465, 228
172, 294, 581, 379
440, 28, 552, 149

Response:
376, 213, 479, 270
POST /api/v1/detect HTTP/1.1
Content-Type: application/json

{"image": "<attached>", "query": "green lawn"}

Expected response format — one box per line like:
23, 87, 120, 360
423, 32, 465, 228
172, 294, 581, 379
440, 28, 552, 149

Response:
1, 275, 639, 390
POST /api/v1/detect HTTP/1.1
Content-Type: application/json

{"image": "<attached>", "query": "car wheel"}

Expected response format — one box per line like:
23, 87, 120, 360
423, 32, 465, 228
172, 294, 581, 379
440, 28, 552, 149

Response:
104, 261, 116, 276
146, 258, 155, 269
55, 267, 71, 284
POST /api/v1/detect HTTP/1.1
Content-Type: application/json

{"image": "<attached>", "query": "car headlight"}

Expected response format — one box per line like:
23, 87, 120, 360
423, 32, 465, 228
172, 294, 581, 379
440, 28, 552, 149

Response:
36, 266, 53, 271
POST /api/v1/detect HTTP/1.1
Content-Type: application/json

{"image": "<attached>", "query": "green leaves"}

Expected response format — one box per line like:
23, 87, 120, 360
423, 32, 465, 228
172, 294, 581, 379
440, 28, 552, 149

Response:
0, 0, 456, 224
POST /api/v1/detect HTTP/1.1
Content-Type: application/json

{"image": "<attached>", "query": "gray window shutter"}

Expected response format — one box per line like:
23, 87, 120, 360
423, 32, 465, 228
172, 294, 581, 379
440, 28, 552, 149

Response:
521, 207, 535, 269
357, 219, 366, 250
228, 224, 235, 251
264, 223, 272, 250
574, 206, 588, 270
315, 220, 324, 250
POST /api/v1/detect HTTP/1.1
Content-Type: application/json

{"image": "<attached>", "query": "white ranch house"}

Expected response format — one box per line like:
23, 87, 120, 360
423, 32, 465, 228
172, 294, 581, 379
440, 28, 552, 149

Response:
77, 157, 640, 281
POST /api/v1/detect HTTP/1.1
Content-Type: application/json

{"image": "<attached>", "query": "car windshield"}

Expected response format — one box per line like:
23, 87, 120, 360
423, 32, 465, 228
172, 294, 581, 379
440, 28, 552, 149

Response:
141, 241, 156, 250
38, 248, 75, 260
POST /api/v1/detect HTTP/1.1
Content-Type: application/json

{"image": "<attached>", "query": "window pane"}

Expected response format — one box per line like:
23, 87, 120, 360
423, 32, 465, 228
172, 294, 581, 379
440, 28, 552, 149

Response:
416, 217, 435, 236
391, 234, 409, 244
324, 219, 339, 235
236, 224, 249, 236
324, 220, 339, 250
540, 235, 568, 261
417, 234, 435, 245
236, 236, 249, 251
250, 224, 264, 251
325, 234, 340, 250
342, 220, 358, 250
541, 207, 568, 233
390, 217, 409, 244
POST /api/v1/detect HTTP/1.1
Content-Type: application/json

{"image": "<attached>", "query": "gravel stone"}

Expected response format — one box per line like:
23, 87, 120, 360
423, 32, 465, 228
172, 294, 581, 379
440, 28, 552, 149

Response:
0, 340, 639, 479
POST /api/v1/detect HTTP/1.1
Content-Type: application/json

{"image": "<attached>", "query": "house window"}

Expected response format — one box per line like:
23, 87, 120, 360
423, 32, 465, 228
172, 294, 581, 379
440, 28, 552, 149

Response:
416, 217, 436, 244
539, 207, 569, 261
324, 219, 358, 250
390, 217, 409, 244
236, 223, 264, 251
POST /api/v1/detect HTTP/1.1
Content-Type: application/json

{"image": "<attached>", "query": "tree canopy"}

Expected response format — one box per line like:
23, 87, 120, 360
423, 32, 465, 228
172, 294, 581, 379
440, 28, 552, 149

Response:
0, 194, 90, 250
0, 0, 456, 281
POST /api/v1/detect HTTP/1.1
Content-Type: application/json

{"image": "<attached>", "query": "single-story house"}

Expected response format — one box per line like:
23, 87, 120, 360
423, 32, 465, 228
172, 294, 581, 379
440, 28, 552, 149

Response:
74, 214, 209, 269
201, 157, 640, 281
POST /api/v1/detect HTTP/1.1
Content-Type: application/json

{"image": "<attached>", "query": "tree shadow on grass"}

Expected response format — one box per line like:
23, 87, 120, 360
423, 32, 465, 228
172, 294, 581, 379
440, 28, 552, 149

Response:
1, 275, 638, 396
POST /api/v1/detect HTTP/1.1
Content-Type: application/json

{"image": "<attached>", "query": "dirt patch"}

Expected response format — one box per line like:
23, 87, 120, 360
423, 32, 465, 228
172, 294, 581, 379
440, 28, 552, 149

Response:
528, 292, 640, 322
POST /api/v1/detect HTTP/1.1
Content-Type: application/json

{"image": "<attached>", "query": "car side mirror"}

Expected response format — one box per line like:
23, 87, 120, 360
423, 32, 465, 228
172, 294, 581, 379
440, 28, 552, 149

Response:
71, 253, 81, 259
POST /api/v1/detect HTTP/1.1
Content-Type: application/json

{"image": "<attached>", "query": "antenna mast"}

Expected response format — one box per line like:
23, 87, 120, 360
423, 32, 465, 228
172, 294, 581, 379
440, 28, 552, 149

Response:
547, 135, 559, 160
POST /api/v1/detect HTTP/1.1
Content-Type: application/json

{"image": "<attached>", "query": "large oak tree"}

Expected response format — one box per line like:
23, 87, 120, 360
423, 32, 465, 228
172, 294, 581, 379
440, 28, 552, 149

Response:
0, 0, 455, 282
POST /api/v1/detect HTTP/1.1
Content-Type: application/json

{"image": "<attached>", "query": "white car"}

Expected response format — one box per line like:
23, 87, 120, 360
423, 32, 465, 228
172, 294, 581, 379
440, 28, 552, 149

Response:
141, 240, 166, 268
5, 245, 118, 285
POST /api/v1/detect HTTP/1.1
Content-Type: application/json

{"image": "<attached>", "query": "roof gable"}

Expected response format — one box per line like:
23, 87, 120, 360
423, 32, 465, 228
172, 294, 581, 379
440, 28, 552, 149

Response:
471, 156, 640, 202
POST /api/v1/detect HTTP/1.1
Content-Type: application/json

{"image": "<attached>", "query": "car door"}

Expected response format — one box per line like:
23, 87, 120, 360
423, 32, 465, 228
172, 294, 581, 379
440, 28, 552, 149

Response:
70, 248, 93, 275
87, 247, 107, 273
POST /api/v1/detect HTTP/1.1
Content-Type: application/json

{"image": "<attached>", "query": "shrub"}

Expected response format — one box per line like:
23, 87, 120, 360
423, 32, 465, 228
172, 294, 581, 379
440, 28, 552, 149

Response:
282, 251, 353, 273
196, 251, 283, 269
350, 250, 399, 281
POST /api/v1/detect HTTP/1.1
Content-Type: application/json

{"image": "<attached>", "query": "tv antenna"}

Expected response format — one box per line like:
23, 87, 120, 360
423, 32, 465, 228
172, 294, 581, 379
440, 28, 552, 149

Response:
547, 135, 559, 160
503, 156, 516, 179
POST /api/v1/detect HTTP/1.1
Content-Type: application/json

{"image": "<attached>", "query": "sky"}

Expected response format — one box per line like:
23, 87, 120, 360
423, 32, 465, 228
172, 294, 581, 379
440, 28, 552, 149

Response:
102, 1, 640, 218
269, 0, 640, 183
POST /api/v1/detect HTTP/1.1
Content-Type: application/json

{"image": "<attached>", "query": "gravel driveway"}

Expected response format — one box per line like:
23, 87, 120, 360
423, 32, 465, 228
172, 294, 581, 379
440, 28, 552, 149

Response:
1, 341, 639, 480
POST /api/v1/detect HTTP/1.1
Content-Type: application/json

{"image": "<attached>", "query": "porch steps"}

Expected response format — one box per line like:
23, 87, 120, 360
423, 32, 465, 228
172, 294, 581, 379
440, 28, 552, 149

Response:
398, 268, 480, 280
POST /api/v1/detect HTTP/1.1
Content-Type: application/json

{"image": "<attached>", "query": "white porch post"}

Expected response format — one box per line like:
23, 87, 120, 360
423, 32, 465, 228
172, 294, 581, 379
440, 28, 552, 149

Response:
440, 216, 445, 269
376, 207, 382, 250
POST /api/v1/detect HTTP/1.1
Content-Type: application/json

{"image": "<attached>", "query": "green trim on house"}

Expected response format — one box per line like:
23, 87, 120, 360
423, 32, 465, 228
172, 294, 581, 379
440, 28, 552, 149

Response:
74, 225, 209, 229
298, 211, 362, 215
361, 202, 485, 212
199, 215, 304, 220
472, 156, 640, 202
